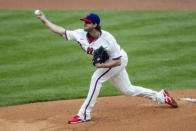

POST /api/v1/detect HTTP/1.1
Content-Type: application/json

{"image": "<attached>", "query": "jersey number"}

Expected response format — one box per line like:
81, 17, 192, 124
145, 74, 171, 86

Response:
87, 47, 93, 55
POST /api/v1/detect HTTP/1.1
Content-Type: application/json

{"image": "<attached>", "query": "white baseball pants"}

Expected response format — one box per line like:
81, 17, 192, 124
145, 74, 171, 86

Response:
78, 50, 158, 120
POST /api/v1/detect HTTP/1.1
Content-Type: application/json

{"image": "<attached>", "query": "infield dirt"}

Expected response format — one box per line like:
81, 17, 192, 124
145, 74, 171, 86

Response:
0, 0, 196, 10
0, 0, 196, 131
0, 90, 196, 131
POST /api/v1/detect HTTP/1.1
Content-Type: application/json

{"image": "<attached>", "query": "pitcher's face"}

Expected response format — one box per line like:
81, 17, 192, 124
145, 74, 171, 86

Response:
84, 22, 96, 32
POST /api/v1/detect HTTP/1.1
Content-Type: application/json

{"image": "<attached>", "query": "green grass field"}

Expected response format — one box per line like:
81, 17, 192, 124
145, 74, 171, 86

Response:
0, 10, 196, 107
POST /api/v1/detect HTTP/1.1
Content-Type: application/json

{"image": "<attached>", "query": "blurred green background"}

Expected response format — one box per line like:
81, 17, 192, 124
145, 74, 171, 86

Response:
0, 10, 195, 107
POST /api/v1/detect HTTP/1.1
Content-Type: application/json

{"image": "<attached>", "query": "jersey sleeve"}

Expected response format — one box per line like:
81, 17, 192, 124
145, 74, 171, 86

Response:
65, 29, 82, 41
106, 35, 121, 60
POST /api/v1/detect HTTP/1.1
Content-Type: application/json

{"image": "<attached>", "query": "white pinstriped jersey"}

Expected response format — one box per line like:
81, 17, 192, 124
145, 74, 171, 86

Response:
65, 29, 124, 60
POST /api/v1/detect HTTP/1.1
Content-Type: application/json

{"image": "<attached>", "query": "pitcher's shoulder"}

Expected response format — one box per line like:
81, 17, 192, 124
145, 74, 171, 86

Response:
101, 30, 116, 40
74, 28, 87, 33
101, 30, 112, 36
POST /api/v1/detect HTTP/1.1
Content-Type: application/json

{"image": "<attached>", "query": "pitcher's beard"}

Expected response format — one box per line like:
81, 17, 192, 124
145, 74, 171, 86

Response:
84, 27, 94, 32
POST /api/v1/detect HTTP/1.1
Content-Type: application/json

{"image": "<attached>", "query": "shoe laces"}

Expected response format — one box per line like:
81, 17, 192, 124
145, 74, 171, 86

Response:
163, 91, 171, 103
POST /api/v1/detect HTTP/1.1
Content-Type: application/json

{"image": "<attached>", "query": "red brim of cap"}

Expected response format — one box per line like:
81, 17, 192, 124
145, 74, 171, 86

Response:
80, 18, 93, 23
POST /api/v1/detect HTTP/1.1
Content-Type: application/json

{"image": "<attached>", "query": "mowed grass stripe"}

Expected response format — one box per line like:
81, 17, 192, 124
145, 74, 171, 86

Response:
110, 11, 196, 90
0, 10, 196, 106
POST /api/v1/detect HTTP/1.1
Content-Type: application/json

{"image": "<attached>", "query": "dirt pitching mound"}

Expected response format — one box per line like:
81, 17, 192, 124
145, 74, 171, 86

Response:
0, 90, 196, 131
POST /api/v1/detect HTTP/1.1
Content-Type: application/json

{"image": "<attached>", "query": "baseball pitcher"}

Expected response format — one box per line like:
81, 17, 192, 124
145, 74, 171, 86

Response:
36, 11, 178, 124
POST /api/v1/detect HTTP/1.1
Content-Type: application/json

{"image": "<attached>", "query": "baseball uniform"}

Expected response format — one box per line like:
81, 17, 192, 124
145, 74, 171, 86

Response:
65, 29, 159, 120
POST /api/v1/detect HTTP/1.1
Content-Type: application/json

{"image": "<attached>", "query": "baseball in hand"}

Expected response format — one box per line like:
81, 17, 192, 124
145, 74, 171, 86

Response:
34, 10, 41, 16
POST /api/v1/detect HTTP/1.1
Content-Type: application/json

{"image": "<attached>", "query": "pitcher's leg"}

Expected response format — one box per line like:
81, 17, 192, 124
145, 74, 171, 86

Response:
78, 64, 125, 121
110, 68, 158, 101
78, 68, 112, 120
